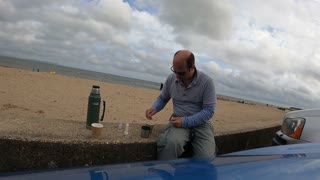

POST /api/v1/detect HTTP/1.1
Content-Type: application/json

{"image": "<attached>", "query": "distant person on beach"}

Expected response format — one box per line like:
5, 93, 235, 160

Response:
145, 50, 216, 160
160, 82, 163, 91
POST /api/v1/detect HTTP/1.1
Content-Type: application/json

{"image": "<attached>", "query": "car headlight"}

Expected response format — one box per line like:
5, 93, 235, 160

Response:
281, 117, 305, 139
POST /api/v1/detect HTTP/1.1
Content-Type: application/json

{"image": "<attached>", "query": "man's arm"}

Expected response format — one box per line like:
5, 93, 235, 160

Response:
152, 95, 170, 112
146, 75, 172, 120
181, 105, 214, 128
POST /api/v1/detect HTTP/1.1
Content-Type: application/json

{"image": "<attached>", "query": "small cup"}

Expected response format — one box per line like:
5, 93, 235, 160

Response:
146, 121, 155, 134
91, 123, 103, 139
141, 126, 151, 138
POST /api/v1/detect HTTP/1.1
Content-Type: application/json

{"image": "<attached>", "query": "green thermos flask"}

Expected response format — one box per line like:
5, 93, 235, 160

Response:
86, 85, 106, 129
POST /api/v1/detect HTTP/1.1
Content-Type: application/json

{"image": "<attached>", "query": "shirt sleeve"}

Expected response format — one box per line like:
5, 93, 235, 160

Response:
181, 105, 215, 128
152, 95, 170, 112
151, 76, 172, 112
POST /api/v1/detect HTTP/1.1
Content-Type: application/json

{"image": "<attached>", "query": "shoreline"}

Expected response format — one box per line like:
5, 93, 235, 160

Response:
0, 61, 288, 110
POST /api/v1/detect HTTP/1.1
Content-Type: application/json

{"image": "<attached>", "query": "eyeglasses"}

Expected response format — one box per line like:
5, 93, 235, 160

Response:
171, 66, 186, 76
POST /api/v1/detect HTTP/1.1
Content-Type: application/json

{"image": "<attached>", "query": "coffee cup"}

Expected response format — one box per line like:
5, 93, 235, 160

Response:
91, 123, 103, 139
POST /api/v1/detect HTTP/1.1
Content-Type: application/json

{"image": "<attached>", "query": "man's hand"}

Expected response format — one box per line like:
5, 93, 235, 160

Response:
145, 108, 157, 120
171, 116, 182, 128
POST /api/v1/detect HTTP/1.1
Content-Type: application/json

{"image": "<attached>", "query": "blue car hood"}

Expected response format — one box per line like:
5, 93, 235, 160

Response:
2, 143, 320, 179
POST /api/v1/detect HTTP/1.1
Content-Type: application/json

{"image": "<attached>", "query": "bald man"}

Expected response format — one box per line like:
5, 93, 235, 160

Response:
145, 50, 216, 160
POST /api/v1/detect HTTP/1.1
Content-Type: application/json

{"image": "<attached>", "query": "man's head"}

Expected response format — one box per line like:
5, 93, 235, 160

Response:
171, 50, 195, 81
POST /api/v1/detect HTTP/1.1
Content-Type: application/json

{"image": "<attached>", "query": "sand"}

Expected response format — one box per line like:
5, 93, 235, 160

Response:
0, 66, 286, 142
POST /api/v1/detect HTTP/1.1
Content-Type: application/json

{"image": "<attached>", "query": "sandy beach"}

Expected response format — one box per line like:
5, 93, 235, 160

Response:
0, 66, 286, 141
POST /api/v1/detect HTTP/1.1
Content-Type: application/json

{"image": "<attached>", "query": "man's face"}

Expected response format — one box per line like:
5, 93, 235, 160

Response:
171, 61, 192, 81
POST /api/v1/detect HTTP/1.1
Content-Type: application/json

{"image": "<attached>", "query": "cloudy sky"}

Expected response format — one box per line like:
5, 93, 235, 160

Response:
0, 0, 320, 109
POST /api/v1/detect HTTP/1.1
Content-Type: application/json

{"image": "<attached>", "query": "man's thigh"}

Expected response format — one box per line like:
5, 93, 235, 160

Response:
191, 122, 216, 158
157, 123, 190, 147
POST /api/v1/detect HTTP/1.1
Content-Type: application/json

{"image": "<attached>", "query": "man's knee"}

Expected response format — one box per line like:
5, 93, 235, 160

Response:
165, 136, 186, 150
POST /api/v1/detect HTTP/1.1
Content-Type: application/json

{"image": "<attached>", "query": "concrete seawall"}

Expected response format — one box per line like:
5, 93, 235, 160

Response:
0, 124, 280, 172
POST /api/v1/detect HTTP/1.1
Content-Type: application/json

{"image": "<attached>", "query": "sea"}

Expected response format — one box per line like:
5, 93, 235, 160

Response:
0, 55, 281, 108
0, 56, 161, 90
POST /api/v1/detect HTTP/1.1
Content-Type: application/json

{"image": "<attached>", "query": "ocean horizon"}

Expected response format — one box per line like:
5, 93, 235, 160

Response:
0, 55, 285, 108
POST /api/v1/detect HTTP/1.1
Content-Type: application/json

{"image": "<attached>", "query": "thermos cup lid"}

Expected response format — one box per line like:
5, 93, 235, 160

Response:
91, 123, 103, 128
93, 85, 100, 89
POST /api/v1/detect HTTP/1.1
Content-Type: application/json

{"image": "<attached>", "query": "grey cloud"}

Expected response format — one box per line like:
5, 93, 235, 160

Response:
157, 0, 232, 44
199, 55, 320, 109
0, 0, 133, 65
1, 0, 320, 109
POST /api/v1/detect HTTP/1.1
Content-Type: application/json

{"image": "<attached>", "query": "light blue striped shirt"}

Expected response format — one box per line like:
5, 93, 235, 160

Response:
152, 69, 216, 128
